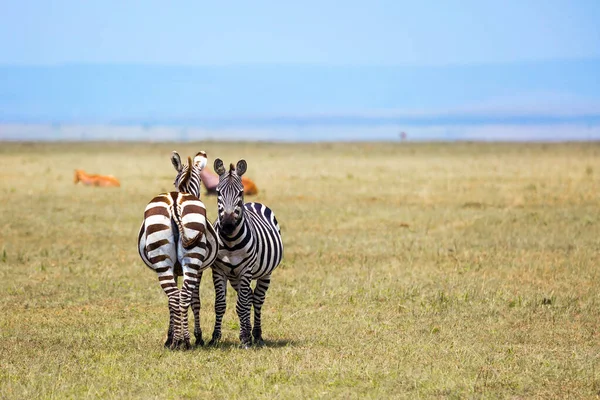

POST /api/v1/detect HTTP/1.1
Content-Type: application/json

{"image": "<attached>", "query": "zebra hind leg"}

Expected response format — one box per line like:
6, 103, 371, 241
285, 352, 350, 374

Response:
164, 274, 176, 347
164, 325, 174, 348
159, 275, 183, 350
252, 276, 271, 347
175, 276, 198, 350
165, 294, 180, 350
191, 271, 204, 347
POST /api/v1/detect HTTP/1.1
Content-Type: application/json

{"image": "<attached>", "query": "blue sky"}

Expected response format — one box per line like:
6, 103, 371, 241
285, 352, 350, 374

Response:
1, 0, 599, 66
1, 1, 600, 141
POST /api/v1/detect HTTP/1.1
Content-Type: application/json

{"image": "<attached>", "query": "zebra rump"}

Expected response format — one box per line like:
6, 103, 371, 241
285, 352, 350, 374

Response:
138, 192, 208, 271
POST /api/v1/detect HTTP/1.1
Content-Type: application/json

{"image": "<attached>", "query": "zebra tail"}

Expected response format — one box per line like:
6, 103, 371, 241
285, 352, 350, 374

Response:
174, 193, 207, 250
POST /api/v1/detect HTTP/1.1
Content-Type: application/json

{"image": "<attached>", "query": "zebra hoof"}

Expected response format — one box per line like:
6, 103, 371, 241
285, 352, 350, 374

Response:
208, 334, 221, 347
168, 340, 182, 350
254, 338, 265, 347
239, 336, 252, 349
195, 338, 205, 347
239, 342, 251, 350
169, 339, 192, 351
164, 337, 174, 348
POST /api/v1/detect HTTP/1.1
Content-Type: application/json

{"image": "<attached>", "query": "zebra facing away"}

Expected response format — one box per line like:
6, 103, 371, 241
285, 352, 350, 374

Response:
137, 151, 219, 350
208, 158, 283, 348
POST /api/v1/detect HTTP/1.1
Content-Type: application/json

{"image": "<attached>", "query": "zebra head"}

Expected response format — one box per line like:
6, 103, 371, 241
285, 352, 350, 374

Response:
214, 158, 247, 235
171, 151, 208, 198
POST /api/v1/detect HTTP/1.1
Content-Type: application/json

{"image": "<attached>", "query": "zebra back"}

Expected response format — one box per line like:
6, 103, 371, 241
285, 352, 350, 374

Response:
170, 151, 210, 249
139, 150, 211, 270
139, 192, 209, 267
174, 192, 207, 249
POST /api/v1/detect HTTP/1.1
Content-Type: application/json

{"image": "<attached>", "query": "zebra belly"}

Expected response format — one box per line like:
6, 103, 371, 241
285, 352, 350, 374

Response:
213, 251, 275, 281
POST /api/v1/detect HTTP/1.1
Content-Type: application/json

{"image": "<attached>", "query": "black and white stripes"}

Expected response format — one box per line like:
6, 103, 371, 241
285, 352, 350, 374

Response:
137, 151, 218, 349
208, 158, 283, 348
172, 151, 205, 200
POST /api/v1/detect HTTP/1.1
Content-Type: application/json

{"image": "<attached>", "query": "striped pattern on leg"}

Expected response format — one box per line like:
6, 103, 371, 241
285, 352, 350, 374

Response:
252, 275, 271, 346
231, 272, 254, 347
209, 268, 228, 345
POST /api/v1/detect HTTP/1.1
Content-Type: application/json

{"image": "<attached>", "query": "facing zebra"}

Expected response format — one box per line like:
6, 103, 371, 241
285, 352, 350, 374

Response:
209, 158, 283, 348
137, 151, 219, 349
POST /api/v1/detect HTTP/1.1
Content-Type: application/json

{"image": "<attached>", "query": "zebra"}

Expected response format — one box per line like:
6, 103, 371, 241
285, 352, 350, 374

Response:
137, 151, 219, 350
208, 158, 283, 348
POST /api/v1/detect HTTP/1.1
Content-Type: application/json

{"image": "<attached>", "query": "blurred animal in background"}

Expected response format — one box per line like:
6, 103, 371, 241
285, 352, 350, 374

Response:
73, 169, 120, 187
201, 167, 258, 195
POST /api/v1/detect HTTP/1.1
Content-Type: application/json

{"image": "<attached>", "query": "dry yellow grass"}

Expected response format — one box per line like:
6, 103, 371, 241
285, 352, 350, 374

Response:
0, 141, 599, 399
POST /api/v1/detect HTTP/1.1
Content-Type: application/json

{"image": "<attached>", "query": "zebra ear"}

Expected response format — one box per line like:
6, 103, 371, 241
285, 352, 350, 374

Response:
236, 159, 247, 176
171, 151, 183, 172
193, 151, 208, 170
214, 158, 226, 176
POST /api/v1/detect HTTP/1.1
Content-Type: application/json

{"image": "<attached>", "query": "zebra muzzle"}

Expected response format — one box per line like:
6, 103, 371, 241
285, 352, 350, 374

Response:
221, 213, 236, 233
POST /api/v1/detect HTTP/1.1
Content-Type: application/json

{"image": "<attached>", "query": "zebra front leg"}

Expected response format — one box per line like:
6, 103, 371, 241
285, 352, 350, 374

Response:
191, 271, 204, 347
232, 273, 253, 349
209, 269, 227, 346
252, 275, 271, 347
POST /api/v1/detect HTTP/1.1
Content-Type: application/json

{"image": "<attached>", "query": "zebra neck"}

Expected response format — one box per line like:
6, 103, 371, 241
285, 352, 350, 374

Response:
184, 185, 200, 198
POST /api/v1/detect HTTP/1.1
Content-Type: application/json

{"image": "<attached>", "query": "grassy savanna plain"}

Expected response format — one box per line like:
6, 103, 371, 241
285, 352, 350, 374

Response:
0, 141, 599, 399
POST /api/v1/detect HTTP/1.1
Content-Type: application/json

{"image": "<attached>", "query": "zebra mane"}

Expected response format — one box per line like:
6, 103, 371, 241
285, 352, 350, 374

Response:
176, 157, 193, 190
172, 151, 207, 198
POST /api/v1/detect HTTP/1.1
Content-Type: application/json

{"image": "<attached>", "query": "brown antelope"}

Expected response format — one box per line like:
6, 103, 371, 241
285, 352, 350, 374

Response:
73, 170, 121, 187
